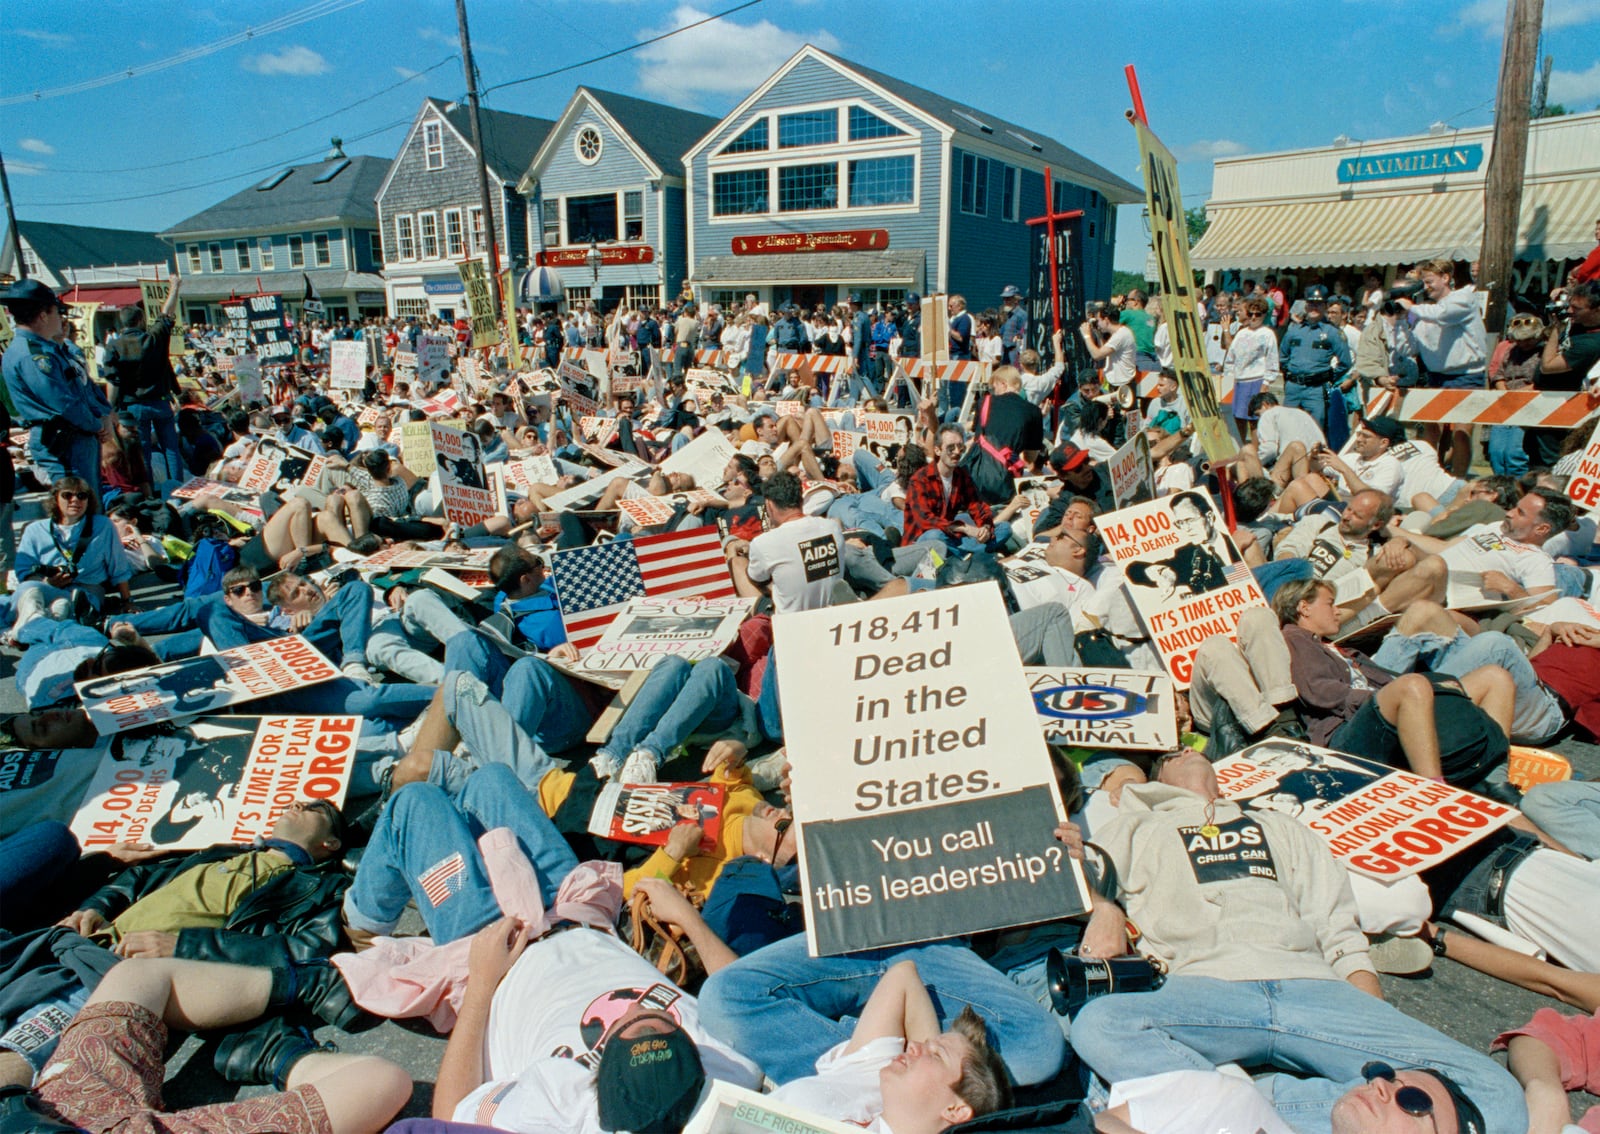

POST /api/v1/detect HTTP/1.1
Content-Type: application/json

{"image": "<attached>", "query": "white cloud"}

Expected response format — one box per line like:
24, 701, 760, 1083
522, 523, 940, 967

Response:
15, 28, 71, 45
1455, 0, 1598, 33
394, 66, 422, 80
1175, 139, 1248, 162
635, 5, 840, 104
18, 138, 55, 155
1549, 60, 1600, 107
242, 45, 331, 77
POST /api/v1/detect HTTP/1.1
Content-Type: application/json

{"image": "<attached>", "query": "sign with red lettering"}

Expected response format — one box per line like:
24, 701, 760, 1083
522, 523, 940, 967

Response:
1566, 418, 1600, 514
731, 230, 890, 255
1214, 740, 1517, 880
536, 246, 655, 267
75, 636, 341, 736
69, 715, 358, 852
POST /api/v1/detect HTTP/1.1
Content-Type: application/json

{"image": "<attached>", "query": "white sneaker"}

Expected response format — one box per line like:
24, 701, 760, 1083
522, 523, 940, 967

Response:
341, 661, 378, 685
590, 751, 622, 781
746, 751, 788, 793
48, 598, 73, 621
619, 748, 660, 785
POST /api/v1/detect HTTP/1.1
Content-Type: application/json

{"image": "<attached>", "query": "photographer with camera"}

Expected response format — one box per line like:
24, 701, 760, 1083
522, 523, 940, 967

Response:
1538, 279, 1600, 394
1393, 260, 1488, 476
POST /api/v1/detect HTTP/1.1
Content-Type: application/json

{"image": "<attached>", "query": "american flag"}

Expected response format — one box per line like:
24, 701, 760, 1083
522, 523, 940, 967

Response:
551, 528, 735, 651
417, 851, 467, 908
474, 1082, 515, 1126
1224, 560, 1255, 588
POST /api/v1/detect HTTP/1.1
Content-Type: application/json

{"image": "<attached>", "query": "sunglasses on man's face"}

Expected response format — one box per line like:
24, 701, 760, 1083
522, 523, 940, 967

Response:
227, 582, 263, 597
1360, 1062, 1438, 1122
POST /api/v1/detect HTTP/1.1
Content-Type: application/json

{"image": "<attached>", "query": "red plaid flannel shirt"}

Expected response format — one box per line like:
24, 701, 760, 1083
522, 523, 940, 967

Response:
903, 464, 993, 542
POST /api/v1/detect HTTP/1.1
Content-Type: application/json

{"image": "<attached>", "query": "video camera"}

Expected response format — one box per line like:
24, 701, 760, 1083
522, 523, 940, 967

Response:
1387, 278, 1427, 302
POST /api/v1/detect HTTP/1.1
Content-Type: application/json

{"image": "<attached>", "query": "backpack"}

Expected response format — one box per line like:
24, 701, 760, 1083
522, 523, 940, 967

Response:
181, 538, 239, 598
106, 330, 175, 402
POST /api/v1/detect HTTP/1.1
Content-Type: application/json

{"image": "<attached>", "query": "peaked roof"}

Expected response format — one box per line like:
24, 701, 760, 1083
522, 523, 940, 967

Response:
580, 88, 720, 180
434, 98, 557, 182
160, 154, 391, 240
11, 220, 171, 271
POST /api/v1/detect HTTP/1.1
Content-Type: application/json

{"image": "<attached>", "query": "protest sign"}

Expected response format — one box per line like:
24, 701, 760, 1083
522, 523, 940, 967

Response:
169, 476, 265, 523
431, 419, 506, 526
1214, 740, 1518, 880
458, 259, 501, 348
417, 333, 452, 382
234, 354, 262, 403
239, 437, 317, 494
75, 637, 341, 736
394, 348, 418, 381
357, 546, 494, 573
1025, 667, 1176, 750
558, 359, 601, 417
777, 583, 1088, 957
831, 429, 864, 460
587, 782, 725, 851
70, 715, 358, 853
68, 303, 100, 381
244, 293, 294, 361
1009, 476, 1056, 543
616, 490, 726, 529
1130, 116, 1236, 464
1565, 418, 1600, 513
499, 454, 560, 493
1507, 745, 1573, 790
543, 460, 651, 512
661, 428, 737, 492
329, 340, 366, 390
1108, 430, 1155, 507
859, 412, 916, 456
138, 280, 186, 360
1096, 492, 1267, 687
400, 420, 436, 474
581, 595, 752, 672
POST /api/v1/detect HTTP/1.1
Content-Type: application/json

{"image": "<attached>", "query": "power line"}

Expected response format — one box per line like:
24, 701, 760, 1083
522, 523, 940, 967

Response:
483, 0, 768, 94
0, 0, 366, 107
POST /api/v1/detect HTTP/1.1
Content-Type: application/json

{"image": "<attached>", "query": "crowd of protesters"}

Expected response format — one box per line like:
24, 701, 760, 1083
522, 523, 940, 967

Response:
0, 246, 1596, 1134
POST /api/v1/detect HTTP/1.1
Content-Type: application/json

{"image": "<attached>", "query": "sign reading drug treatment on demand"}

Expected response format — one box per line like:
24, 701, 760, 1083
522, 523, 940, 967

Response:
776, 582, 1088, 956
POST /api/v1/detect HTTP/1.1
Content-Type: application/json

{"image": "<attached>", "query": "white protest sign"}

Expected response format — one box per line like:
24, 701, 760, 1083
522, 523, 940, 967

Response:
1096, 491, 1267, 688
234, 355, 262, 404
616, 490, 726, 529
1108, 430, 1155, 508
329, 340, 367, 390
543, 461, 649, 512
1214, 740, 1518, 880
417, 333, 452, 381
777, 583, 1088, 957
581, 596, 754, 673
1025, 667, 1176, 750
1566, 417, 1600, 514
400, 420, 436, 474
661, 427, 737, 492
499, 454, 560, 492
431, 420, 504, 526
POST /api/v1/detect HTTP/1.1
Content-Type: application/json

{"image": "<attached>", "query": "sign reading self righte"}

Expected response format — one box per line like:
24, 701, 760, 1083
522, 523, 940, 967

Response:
777, 583, 1087, 956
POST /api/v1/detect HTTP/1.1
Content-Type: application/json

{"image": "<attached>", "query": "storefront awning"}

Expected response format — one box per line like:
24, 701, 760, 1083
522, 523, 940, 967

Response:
58, 285, 142, 309
1190, 176, 1600, 271
690, 250, 923, 286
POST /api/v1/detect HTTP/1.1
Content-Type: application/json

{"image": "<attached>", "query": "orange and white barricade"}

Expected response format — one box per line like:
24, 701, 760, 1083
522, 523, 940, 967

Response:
693, 349, 733, 369
1390, 388, 1600, 429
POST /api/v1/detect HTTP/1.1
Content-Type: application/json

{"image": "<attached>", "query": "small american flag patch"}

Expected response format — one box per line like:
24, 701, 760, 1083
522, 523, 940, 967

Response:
417, 852, 466, 908
475, 1081, 514, 1126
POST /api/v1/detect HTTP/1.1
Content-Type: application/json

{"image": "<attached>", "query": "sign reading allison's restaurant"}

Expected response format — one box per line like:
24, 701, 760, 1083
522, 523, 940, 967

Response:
731, 230, 890, 255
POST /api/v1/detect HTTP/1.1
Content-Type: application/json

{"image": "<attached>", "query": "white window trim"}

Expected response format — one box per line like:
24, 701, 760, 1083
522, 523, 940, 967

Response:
443, 207, 465, 258
467, 206, 487, 255
542, 197, 562, 248
396, 215, 417, 262
187, 245, 203, 273
709, 100, 919, 166
207, 242, 223, 272
417, 211, 440, 260
423, 120, 445, 172
574, 124, 603, 166
707, 147, 920, 224
287, 235, 305, 268
313, 232, 332, 268
259, 236, 275, 271
235, 240, 252, 271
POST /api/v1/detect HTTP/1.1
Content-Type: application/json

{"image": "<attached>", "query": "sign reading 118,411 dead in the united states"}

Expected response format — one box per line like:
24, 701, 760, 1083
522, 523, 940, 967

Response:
776, 582, 1088, 957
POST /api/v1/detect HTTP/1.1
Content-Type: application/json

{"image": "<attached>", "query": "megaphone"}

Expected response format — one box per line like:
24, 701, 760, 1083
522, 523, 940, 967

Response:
1116, 383, 1137, 411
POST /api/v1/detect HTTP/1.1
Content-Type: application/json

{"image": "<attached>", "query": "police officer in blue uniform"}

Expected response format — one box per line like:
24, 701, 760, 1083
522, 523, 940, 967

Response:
899, 292, 922, 360
848, 293, 875, 399
999, 284, 1029, 368
771, 303, 806, 355
1278, 284, 1353, 440
0, 279, 111, 497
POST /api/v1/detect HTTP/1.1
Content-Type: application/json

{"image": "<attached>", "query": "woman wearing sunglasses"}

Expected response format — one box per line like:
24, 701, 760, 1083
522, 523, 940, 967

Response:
7, 476, 132, 645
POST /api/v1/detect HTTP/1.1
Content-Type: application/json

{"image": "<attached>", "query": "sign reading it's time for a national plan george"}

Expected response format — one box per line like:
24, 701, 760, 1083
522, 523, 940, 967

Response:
776, 583, 1088, 957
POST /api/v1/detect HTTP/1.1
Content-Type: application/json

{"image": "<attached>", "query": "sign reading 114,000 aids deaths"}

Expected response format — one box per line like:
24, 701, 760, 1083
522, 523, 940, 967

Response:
777, 582, 1088, 957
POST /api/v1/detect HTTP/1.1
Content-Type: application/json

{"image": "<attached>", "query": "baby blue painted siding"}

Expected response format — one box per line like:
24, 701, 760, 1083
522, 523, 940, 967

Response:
690, 55, 939, 289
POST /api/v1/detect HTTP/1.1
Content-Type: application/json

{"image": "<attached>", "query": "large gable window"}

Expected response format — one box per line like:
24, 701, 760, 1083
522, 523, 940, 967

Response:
720, 118, 768, 155
777, 110, 837, 149
778, 163, 837, 212
423, 121, 444, 171
566, 194, 618, 243
848, 106, 906, 141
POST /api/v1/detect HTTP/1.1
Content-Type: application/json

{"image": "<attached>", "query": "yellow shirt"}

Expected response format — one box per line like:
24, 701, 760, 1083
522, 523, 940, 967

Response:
109, 849, 295, 942
622, 766, 764, 902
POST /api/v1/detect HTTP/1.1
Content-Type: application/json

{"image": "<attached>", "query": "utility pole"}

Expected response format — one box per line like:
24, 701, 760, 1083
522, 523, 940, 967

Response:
0, 147, 25, 279
1532, 53, 1553, 118
455, 0, 504, 317
1479, 0, 1543, 337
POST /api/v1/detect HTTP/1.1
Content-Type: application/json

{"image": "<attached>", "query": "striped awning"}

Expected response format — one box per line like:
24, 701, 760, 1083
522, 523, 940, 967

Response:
1190, 176, 1600, 270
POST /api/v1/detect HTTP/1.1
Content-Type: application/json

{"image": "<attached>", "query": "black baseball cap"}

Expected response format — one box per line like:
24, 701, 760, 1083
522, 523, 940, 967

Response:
595, 1021, 707, 1133
1362, 415, 1405, 445
1428, 1068, 1486, 1134
1050, 444, 1092, 473
0, 279, 68, 312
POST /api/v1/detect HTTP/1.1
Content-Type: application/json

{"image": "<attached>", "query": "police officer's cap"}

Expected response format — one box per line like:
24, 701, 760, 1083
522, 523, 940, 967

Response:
847, 293, 863, 305
1329, 293, 1353, 308
906, 292, 921, 305
0, 278, 67, 311
1303, 285, 1330, 304
1000, 285, 1022, 299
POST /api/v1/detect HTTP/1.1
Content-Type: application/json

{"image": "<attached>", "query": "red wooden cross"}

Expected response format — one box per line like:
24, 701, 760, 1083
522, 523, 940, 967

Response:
1025, 164, 1084, 334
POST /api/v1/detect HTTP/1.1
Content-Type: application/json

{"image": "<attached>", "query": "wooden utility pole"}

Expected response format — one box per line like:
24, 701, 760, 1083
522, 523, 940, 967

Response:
456, 0, 504, 317
1479, 0, 1543, 336
0, 147, 25, 279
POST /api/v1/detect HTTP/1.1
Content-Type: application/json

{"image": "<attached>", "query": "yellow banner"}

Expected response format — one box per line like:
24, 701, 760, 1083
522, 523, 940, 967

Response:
457, 259, 501, 350
69, 302, 101, 382
502, 268, 522, 371
138, 279, 186, 360
1130, 119, 1236, 464
0, 304, 13, 355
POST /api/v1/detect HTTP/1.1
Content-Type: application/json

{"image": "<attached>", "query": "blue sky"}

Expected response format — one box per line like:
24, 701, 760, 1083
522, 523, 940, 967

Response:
7, 0, 1600, 273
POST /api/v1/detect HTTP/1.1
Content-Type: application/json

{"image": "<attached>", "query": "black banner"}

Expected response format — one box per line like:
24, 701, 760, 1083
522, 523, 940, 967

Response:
1028, 216, 1088, 375
801, 784, 1083, 956
246, 294, 295, 362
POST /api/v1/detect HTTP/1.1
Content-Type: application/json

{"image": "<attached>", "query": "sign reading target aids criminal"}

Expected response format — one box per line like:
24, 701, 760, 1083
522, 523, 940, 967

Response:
775, 582, 1089, 957
1026, 668, 1176, 750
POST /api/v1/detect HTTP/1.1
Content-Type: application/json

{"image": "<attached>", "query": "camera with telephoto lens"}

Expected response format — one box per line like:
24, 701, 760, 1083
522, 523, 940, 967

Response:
1045, 947, 1167, 1017
1387, 278, 1427, 302
1546, 291, 1571, 323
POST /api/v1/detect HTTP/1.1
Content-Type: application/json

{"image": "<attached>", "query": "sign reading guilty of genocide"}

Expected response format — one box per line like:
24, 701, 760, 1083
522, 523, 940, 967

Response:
777, 583, 1088, 957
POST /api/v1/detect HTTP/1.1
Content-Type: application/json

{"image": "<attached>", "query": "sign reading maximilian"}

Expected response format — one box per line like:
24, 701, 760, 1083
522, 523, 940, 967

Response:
1336, 144, 1483, 184
777, 583, 1088, 957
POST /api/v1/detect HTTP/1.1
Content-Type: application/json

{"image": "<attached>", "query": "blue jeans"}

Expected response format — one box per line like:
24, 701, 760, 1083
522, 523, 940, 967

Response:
1283, 380, 1328, 434
1554, 561, 1591, 598
1069, 975, 1525, 1134
502, 656, 593, 754
344, 763, 579, 943
916, 519, 1013, 556
1252, 557, 1314, 602
1487, 425, 1528, 477
1372, 628, 1564, 743
30, 426, 101, 500
124, 401, 184, 484
1519, 780, 1600, 859
596, 656, 742, 764
206, 580, 376, 664
852, 448, 895, 492
0, 821, 80, 931
698, 932, 1067, 1087
262, 679, 438, 722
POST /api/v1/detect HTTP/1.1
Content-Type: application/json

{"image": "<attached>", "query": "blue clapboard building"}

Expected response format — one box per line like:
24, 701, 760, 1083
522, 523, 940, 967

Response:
684, 45, 1141, 316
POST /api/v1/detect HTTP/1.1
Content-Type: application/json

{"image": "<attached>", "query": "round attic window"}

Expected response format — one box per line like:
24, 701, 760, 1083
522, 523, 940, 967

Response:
575, 126, 603, 165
